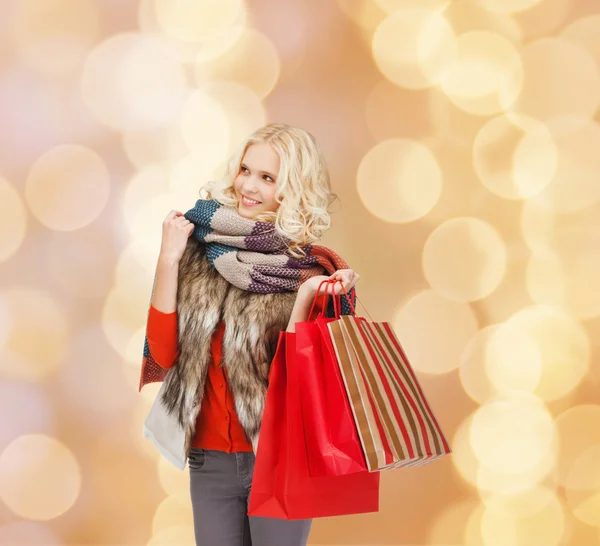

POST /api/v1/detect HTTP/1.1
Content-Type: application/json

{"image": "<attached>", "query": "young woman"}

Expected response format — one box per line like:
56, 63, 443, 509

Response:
140, 123, 360, 546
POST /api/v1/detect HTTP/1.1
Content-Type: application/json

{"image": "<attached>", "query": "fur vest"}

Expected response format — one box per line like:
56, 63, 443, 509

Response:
160, 237, 298, 454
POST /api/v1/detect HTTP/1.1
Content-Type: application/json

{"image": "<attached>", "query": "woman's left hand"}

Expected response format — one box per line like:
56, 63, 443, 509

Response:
299, 269, 360, 299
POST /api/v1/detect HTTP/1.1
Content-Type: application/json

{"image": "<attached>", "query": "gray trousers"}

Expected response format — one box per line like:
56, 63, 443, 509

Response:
188, 448, 313, 546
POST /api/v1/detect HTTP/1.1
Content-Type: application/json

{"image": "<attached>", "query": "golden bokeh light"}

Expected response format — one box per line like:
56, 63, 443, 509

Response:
452, 413, 556, 496
154, 0, 244, 43
194, 29, 281, 100
0, 177, 27, 263
0, 522, 60, 545
148, 525, 196, 546
375, 0, 453, 13
554, 405, 600, 487
335, 0, 387, 35
180, 90, 230, 160
473, 114, 557, 199
478, 488, 565, 546
81, 33, 188, 132
512, 38, 600, 122
527, 236, 600, 320
0, 288, 69, 382
11, 0, 100, 74
459, 324, 542, 405
505, 306, 590, 402
152, 492, 194, 535
474, 0, 544, 14
446, 1, 523, 45
393, 289, 479, 374
470, 393, 556, 474
200, 81, 266, 157
157, 452, 190, 496
170, 154, 225, 206
429, 497, 482, 546
25, 145, 110, 231
122, 123, 190, 171
528, 117, 600, 214
440, 31, 523, 116
42, 228, 115, 300
564, 446, 600, 527
0, 435, 81, 521
520, 199, 555, 254
357, 138, 442, 223
138, 0, 246, 64
422, 217, 507, 302
371, 7, 457, 89
561, 15, 600, 74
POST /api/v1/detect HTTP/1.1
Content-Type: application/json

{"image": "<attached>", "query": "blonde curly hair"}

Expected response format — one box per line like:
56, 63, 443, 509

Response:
199, 123, 338, 259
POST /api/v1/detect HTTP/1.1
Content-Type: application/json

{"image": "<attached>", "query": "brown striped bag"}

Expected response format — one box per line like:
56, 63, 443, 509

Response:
326, 283, 452, 472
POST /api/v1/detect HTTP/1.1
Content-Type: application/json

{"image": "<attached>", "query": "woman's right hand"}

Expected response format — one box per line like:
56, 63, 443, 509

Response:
159, 210, 195, 264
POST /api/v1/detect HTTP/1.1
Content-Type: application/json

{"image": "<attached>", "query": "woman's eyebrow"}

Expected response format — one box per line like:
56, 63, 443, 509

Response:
241, 163, 277, 179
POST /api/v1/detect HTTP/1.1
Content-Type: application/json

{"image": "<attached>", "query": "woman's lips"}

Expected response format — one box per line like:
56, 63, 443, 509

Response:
242, 195, 261, 206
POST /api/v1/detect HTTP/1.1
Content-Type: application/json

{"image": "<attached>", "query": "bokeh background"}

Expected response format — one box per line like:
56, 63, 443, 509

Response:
1, 0, 600, 544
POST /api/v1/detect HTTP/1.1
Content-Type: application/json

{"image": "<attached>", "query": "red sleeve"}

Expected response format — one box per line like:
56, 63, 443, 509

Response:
147, 304, 179, 369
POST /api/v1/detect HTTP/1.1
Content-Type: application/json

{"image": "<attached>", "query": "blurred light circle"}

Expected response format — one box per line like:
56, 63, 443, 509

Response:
154, 0, 244, 43
43, 228, 114, 299
0, 521, 61, 545
25, 145, 110, 231
0, 177, 27, 263
440, 31, 523, 116
122, 123, 190, 171
474, 0, 543, 13
148, 525, 196, 545
152, 492, 194, 535
473, 114, 557, 199
170, 154, 225, 205
528, 117, 600, 214
482, 485, 561, 520
12, 0, 100, 74
81, 33, 188, 132
470, 392, 555, 473
513, 38, 600, 122
428, 497, 481, 546
484, 322, 542, 394
194, 29, 280, 100
0, 381, 55, 452
505, 306, 590, 402
138, 0, 246, 64
423, 217, 507, 302
123, 164, 172, 225
479, 488, 565, 546
180, 90, 230, 158
452, 413, 555, 496
157, 451, 190, 495
520, 199, 555, 254
375, 0, 452, 12
564, 446, 600, 527
526, 229, 600, 320
0, 435, 81, 520
357, 138, 442, 223
372, 7, 457, 89
554, 405, 600, 487
446, 1, 523, 46
0, 288, 69, 382
200, 81, 266, 157
393, 289, 478, 374
561, 15, 600, 74
336, 0, 387, 33
460, 323, 542, 404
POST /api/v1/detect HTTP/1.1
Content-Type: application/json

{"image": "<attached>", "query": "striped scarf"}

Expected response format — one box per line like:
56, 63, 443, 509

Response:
180, 198, 356, 313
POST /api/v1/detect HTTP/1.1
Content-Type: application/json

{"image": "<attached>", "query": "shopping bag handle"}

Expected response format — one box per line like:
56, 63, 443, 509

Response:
308, 279, 341, 320
308, 278, 375, 322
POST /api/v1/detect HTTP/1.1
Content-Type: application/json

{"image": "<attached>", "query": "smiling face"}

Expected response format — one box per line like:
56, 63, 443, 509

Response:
233, 142, 281, 220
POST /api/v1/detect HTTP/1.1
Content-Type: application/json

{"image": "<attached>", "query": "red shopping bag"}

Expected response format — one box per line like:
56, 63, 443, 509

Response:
247, 330, 380, 520
295, 281, 370, 477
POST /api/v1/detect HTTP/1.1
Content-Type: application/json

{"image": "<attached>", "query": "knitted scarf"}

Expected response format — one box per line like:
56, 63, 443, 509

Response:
140, 198, 356, 387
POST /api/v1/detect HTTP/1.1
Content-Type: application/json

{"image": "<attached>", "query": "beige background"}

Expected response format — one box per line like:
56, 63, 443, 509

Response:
1, 0, 600, 544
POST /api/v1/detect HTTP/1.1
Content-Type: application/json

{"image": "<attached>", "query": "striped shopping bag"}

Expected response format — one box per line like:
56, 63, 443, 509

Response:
326, 284, 452, 472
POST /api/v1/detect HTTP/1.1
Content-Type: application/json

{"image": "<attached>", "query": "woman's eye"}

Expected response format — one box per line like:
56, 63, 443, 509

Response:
264, 175, 273, 182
